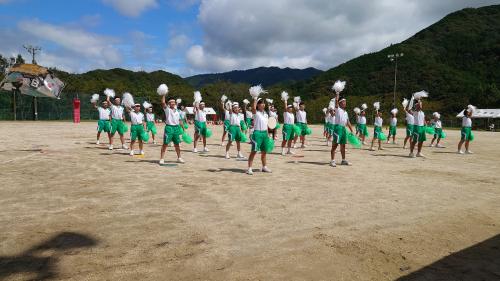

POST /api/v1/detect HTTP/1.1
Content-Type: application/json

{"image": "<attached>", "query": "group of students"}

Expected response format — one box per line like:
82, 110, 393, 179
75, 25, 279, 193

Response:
92, 84, 477, 175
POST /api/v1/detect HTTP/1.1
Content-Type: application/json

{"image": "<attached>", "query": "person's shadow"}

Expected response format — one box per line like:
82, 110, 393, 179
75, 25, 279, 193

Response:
0, 232, 98, 280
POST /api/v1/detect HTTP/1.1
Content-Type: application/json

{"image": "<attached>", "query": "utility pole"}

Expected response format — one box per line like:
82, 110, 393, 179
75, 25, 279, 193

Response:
387, 53, 404, 108
23, 45, 42, 120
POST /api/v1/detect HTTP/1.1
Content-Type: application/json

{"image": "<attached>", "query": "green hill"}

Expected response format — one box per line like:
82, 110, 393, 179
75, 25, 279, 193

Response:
185, 66, 322, 88
286, 5, 500, 122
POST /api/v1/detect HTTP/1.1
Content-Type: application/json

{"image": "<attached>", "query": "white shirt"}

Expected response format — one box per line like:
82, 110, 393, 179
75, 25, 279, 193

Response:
296, 110, 307, 123
406, 112, 414, 125
335, 108, 348, 126
195, 109, 207, 122
283, 112, 294, 124
238, 113, 245, 121
269, 111, 278, 118
164, 107, 180, 126
245, 111, 253, 119
224, 110, 230, 120
230, 113, 241, 126
462, 116, 472, 127
254, 111, 268, 131
327, 112, 336, 124
130, 111, 144, 125
390, 117, 397, 126
146, 113, 155, 122
374, 116, 383, 127
434, 120, 442, 129
359, 116, 366, 125
413, 111, 425, 126
98, 107, 110, 120
110, 105, 124, 120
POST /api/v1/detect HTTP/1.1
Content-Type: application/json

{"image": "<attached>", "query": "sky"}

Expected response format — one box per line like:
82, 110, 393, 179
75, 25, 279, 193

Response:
0, 0, 498, 77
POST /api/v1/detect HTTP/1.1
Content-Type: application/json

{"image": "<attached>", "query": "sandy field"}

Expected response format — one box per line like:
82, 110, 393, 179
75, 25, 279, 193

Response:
0, 121, 499, 281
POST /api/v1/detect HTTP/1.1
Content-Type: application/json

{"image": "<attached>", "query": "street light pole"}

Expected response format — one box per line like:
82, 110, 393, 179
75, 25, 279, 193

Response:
387, 53, 404, 108
23, 45, 42, 121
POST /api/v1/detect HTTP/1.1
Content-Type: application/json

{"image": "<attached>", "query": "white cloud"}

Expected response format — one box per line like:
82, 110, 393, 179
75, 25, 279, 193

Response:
186, 0, 499, 73
102, 0, 158, 17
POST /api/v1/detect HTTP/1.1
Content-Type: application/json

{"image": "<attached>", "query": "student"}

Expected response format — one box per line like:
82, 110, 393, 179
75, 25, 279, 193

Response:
193, 101, 210, 153
107, 95, 128, 150
387, 109, 398, 144
358, 109, 369, 145
245, 104, 253, 135
294, 101, 309, 148
429, 112, 444, 148
330, 94, 354, 167
281, 100, 296, 156
93, 100, 112, 147
159, 96, 185, 164
225, 102, 246, 159
409, 99, 426, 158
145, 106, 157, 144
247, 98, 273, 175
458, 106, 475, 154
268, 104, 279, 140
370, 108, 384, 151
221, 98, 231, 146
129, 104, 147, 156
403, 103, 414, 149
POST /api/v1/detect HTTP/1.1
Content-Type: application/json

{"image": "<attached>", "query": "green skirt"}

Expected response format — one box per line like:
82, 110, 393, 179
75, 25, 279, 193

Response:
406, 124, 414, 137
389, 125, 397, 136
333, 124, 347, 144
296, 122, 311, 136
97, 119, 111, 133
461, 127, 474, 141
164, 125, 182, 145
130, 124, 149, 142
282, 123, 296, 141
251, 130, 274, 152
111, 119, 128, 135
358, 124, 369, 137
223, 120, 230, 132
374, 126, 387, 141
228, 125, 247, 142
194, 120, 211, 137
412, 125, 427, 143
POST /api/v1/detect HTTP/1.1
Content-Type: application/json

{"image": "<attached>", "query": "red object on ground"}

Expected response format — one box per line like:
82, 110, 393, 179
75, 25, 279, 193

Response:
73, 98, 81, 123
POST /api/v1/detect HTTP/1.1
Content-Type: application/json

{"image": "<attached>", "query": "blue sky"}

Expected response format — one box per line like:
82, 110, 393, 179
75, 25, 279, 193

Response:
0, 0, 497, 76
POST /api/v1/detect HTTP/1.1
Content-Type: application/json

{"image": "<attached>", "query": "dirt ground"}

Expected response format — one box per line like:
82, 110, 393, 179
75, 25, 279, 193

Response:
0, 121, 499, 281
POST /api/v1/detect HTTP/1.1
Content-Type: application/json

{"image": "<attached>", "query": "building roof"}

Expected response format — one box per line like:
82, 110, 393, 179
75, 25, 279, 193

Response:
185, 107, 217, 115
456, 109, 500, 118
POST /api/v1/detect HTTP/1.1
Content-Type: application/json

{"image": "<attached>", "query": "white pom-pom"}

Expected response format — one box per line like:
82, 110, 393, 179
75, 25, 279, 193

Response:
281, 91, 289, 101
249, 85, 267, 99
143, 101, 152, 109
409, 96, 415, 110
193, 91, 202, 103
221, 95, 227, 102
433, 112, 441, 119
122, 92, 135, 108
243, 99, 250, 105
225, 100, 232, 111
373, 102, 380, 110
292, 102, 299, 109
266, 98, 273, 104
353, 107, 361, 114
329, 99, 336, 109
90, 94, 99, 103
176, 98, 182, 104
467, 104, 477, 113
402, 98, 409, 108
361, 103, 368, 110
293, 96, 301, 104
322, 108, 327, 114
104, 88, 115, 98
157, 84, 169, 96
332, 80, 346, 93
413, 90, 429, 100
391, 108, 398, 115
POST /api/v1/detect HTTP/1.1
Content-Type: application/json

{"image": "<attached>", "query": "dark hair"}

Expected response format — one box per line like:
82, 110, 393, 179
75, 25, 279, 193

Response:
167, 96, 175, 101
257, 99, 265, 105
299, 101, 305, 106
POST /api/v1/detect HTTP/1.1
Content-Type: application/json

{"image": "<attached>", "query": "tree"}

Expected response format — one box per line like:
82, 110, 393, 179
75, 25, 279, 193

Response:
16, 54, 25, 64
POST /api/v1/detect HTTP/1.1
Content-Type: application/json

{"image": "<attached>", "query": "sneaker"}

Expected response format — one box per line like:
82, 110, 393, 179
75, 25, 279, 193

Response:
330, 160, 337, 167
409, 153, 415, 158
369, 147, 375, 151
122, 144, 128, 150
140, 150, 145, 155
177, 158, 185, 163
108, 145, 113, 150
153, 141, 157, 145
362, 141, 367, 145
301, 144, 307, 148
416, 152, 425, 157
281, 149, 286, 156
392, 141, 397, 145
203, 147, 210, 152
159, 159, 165, 165
465, 150, 474, 154
261, 166, 272, 173
429, 144, 435, 147
436, 144, 444, 148
246, 168, 254, 175
225, 152, 230, 159
340, 160, 350, 166
287, 150, 296, 155
192, 148, 198, 153
96, 140, 100, 145
129, 150, 134, 156
386, 141, 390, 144
237, 152, 244, 159
293, 144, 297, 149
457, 150, 464, 154
378, 147, 385, 150
220, 142, 224, 147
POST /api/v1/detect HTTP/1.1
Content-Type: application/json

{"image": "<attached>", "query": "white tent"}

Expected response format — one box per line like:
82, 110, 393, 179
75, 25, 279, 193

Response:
456, 109, 500, 118
185, 107, 217, 115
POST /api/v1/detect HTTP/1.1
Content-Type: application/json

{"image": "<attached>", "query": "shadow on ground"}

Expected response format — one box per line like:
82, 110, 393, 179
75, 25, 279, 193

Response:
0, 232, 98, 280
397, 234, 500, 281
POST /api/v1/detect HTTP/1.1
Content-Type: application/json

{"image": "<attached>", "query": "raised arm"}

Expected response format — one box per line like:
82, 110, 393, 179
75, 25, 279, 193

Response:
161, 95, 167, 109
335, 92, 340, 108
252, 98, 257, 114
